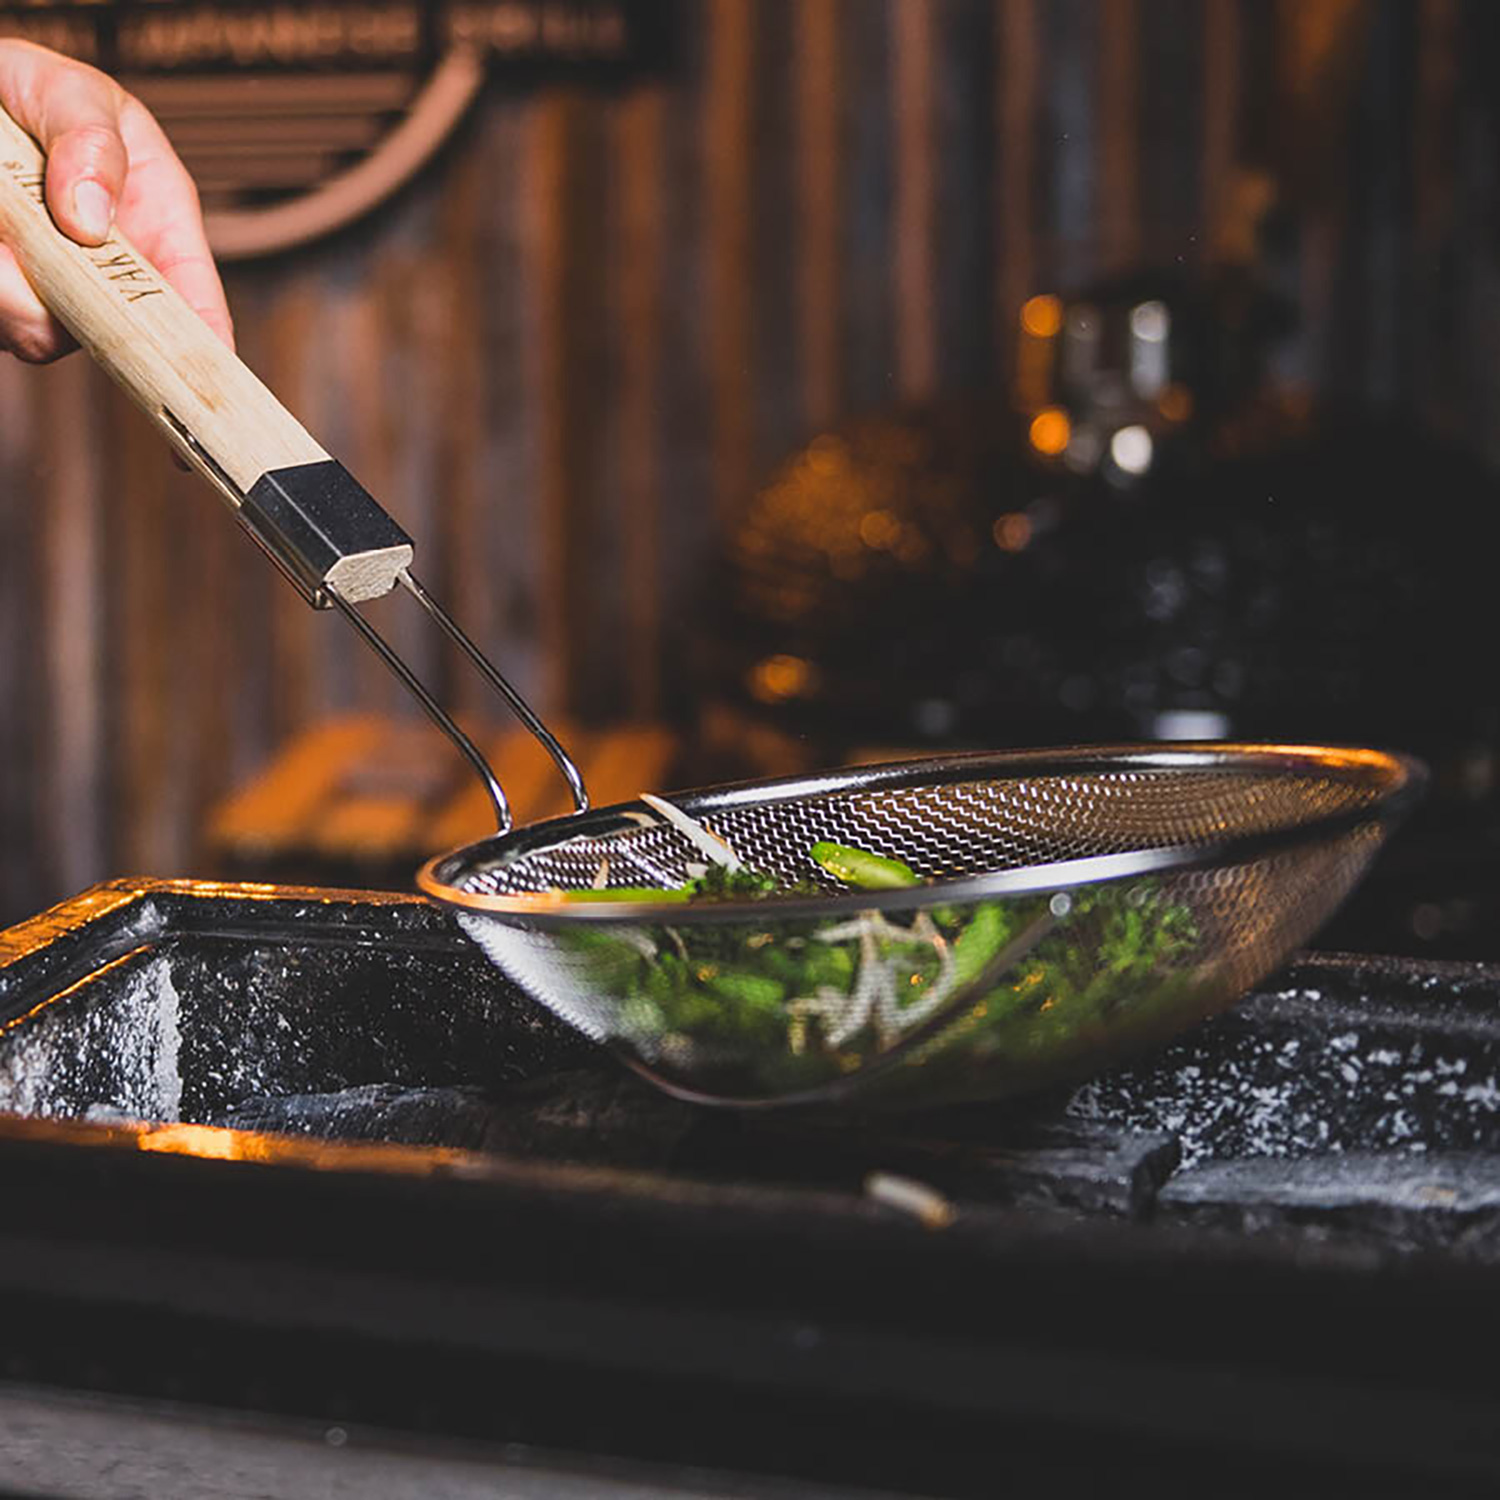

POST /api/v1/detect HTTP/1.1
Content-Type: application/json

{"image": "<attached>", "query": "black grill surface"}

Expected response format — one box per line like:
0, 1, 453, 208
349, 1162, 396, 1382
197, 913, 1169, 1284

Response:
1, 880, 1498, 1497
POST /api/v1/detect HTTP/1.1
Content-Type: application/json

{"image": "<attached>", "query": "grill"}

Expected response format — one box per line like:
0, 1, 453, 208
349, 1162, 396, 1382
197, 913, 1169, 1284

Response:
1, 880, 1498, 1496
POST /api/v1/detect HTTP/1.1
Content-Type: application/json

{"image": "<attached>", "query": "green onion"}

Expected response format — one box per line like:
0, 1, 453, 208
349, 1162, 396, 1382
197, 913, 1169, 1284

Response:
810, 840, 921, 890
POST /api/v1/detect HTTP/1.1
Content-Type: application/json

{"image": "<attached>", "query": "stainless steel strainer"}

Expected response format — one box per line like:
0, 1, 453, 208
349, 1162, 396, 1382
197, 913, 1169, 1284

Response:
0, 107, 1425, 1112
416, 746, 1422, 1108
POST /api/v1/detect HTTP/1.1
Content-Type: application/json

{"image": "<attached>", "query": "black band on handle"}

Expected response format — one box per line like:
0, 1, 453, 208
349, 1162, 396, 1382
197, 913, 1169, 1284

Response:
244, 460, 414, 604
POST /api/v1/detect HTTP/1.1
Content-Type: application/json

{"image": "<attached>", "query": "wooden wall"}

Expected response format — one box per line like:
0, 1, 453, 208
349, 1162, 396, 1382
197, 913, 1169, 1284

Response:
0, 0, 1490, 923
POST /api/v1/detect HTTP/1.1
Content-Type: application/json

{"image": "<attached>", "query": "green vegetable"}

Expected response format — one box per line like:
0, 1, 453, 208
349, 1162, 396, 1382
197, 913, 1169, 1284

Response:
950, 901, 1015, 986
810, 841, 920, 889
685, 864, 785, 900
549, 833, 1202, 1099
559, 861, 807, 906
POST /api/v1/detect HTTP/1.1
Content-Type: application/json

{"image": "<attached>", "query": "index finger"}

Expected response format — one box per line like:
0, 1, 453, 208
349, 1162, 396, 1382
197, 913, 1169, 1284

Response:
0, 40, 127, 246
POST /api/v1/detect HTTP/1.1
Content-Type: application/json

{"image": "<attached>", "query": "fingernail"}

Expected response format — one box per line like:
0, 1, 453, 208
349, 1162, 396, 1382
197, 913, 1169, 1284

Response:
72, 180, 113, 241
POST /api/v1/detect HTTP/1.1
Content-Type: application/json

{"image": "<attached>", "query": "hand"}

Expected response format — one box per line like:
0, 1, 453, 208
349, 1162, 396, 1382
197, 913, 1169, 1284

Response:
0, 39, 232, 362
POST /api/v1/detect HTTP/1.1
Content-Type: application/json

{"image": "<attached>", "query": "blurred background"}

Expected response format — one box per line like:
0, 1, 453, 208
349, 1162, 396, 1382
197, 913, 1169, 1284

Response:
2, 0, 1498, 957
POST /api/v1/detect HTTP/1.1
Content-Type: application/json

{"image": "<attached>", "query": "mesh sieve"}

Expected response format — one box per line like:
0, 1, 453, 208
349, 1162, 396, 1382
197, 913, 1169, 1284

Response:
418, 745, 1423, 1109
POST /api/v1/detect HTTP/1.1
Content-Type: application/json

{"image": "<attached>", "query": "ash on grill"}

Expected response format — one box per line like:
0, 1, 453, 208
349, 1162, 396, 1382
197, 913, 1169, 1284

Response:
6, 883, 1500, 1497
4, 884, 1498, 1260
190, 989, 1500, 1254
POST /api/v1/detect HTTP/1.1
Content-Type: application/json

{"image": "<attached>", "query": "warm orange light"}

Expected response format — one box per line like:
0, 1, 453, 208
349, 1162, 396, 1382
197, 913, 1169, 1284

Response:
127, 1118, 481, 1179
750, 653, 817, 703
804, 433, 848, 477
1028, 407, 1071, 456
1020, 294, 1063, 338
993, 512, 1033, 551
893, 531, 929, 564
137, 1124, 269, 1161
858, 508, 901, 549
1159, 384, 1194, 422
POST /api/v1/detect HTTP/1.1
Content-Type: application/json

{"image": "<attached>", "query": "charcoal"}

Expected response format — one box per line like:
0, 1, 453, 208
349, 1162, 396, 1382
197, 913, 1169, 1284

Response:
11, 886, 1500, 1266
476, 1068, 701, 1169
1158, 1151, 1500, 1256
212, 1073, 1177, 1213
681, 1114, 1181, 1218
209, 1083, 501, 1149
208, 1070, 701, 1168
957, 1119, 1181, 1216
1067, 971, 1500, 1167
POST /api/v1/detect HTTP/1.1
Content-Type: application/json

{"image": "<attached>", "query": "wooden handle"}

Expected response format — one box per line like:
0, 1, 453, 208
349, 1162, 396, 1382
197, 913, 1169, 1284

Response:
0, 108, 327, 490
0, 106, 412, 603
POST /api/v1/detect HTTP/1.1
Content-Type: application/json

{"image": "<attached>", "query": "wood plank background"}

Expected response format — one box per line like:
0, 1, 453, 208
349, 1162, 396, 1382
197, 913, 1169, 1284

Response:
0, 0, 1492, 923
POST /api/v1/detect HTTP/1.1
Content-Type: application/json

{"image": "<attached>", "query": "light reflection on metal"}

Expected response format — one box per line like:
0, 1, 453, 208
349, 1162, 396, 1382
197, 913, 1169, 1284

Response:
0, 1106, 509, 1183
0, 884, 145, 968
1129, 300, 1170, 343
1110, 424, 1154, 475
129, 1120, 476, 1176
137, 1123, 267, 1161
1152, 709, 1232, 741
1, 879, 421, 974
398, 570, 590, 819
1128, 300, 1170, 397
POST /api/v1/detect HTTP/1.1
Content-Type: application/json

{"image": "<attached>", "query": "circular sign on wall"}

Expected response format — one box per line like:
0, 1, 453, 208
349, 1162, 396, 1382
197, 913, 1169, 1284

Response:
0, 1, 671, 259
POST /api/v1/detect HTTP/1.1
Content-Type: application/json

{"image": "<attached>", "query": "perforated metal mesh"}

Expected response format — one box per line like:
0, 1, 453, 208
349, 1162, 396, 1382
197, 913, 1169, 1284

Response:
430, 750, 1416, 1109
458, 767, 1388, 898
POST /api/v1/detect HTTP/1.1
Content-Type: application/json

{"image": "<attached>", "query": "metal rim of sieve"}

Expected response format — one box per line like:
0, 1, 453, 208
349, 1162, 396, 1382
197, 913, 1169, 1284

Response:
415, 742, 1427, 927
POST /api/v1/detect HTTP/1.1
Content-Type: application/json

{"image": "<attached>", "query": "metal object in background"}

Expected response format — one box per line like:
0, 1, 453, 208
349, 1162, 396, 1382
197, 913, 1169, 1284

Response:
713, 393, 1498, 752
703, 269, 1500, 958
3, 880, 1500, 1496
419, 746, 1422, 1109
